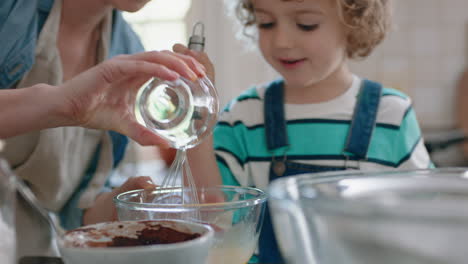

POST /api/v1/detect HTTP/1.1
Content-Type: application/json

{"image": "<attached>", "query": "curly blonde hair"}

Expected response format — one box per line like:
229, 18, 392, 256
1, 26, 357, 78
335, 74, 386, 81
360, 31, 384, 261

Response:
232, 0, 392, 59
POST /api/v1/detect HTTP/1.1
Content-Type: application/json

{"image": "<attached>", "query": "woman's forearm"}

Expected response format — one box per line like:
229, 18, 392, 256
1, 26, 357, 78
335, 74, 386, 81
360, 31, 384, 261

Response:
0, 84, 71, 138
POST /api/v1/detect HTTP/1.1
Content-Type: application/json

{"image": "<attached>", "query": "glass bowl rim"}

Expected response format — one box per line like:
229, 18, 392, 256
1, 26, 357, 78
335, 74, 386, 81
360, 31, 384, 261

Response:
114, 185, 268, 211
269, 168, 468, 221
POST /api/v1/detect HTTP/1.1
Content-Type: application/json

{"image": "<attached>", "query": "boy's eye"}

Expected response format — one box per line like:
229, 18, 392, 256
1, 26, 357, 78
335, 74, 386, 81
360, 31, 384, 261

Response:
258, 22, 275, 29
297, 24, 319, 31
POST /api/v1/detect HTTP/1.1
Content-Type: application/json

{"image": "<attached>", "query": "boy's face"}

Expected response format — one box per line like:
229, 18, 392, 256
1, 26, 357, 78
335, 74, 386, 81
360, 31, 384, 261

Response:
251, 0, 348, 90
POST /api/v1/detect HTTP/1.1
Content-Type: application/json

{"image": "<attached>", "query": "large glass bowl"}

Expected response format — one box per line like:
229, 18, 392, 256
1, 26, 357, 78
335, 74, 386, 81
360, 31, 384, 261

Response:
114, 186, 267, 264
269, 168, 468, 264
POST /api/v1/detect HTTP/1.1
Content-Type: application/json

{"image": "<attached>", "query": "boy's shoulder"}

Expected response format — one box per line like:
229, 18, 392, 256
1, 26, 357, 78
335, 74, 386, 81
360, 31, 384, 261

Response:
222, 82, 273, 112
380, 87, 412, 108
381, 87, 410, 100
219, 82, 273, 125
377, 87, 413, 126
223, 79, 284, 111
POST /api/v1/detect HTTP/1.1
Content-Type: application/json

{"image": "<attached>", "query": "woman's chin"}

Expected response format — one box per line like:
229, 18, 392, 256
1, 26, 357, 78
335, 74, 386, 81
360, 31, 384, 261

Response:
115, 0, 150, 13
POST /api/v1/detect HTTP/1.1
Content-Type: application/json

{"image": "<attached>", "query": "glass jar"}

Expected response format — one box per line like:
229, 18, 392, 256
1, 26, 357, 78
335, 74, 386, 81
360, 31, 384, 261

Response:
138, 76, 219, 150
269, 168, 468, 264
0, 140, 16, 264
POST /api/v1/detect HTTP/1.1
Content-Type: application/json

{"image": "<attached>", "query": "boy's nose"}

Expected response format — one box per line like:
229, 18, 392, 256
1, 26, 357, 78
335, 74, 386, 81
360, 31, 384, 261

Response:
272, 26, 294, 49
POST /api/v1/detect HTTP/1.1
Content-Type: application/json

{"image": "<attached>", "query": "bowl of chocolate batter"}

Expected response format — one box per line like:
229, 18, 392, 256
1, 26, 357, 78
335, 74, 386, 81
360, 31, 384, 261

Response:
59, 220, 213, 264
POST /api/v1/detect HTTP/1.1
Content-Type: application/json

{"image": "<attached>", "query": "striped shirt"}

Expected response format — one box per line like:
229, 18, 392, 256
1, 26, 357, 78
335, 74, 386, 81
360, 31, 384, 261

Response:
214, 76, 432, 189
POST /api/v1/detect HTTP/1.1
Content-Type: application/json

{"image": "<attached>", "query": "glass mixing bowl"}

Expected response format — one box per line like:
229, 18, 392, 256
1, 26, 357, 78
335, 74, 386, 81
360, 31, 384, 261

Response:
269, 168, 468, 264
114, 186, 267, 264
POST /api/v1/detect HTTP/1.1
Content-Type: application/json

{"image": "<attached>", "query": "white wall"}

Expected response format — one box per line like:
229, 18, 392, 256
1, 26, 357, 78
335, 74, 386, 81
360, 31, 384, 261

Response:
123, 0, 191, 51
350, 0, 468, 131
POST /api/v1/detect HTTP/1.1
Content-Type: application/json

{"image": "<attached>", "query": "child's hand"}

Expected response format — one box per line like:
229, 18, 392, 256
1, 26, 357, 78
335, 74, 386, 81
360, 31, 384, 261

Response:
82, 176, 156, 226
172, 43, 216, 85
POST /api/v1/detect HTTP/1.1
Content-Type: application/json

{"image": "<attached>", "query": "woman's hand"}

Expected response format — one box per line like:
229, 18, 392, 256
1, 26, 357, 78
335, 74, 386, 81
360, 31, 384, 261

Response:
172, 43, 215, 84
58, 51, 207, 146
82, 176, 156, 225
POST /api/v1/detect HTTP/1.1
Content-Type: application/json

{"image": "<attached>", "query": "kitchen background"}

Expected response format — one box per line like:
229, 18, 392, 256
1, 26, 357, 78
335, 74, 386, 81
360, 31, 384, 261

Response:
119, 0, 468, 175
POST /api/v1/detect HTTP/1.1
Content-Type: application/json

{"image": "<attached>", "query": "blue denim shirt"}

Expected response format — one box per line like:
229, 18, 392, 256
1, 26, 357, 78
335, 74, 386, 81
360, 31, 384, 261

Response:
0, 0, 144, 89
0, 0, 145, 229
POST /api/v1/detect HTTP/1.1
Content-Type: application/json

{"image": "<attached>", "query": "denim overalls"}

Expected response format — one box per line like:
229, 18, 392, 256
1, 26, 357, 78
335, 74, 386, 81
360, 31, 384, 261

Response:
257, 79, 383, 264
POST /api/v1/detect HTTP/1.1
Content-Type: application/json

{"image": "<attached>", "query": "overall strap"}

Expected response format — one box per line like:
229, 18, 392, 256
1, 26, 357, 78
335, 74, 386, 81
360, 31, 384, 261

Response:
343, 79, 383, 160
264, 80, 289, 151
